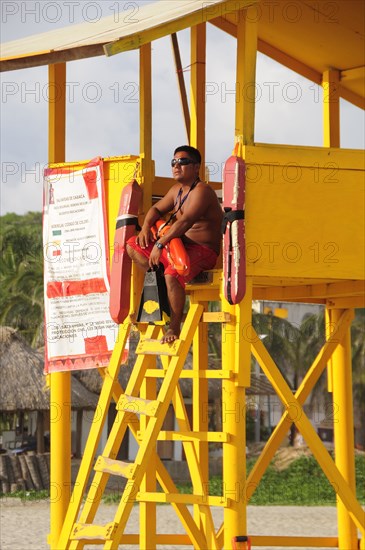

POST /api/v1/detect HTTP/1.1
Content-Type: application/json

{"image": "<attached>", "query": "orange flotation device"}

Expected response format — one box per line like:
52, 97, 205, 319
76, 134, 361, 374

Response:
152, 219, 190, 277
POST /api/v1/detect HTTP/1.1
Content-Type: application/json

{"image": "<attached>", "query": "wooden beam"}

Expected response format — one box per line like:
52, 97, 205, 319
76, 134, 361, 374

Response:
48, 63, 66, 163
48, 61, 71, 550
235, 7, 258, 144
323, 69, 340, 148
171, 33, 190, 141
190, 23, 206, 169
104, 0, 255, 57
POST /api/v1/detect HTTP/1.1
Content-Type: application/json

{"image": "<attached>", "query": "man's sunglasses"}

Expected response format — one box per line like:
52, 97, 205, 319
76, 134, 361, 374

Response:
171, 157, 194, 167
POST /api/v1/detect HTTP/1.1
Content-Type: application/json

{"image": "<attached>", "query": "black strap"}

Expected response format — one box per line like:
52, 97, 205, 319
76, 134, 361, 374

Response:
221, 207, 245, 234
163, 178, 200, 228
116, 217, 141, 231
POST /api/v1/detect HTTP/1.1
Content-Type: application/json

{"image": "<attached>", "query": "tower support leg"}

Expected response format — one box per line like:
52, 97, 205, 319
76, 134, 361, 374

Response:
222, 278, 252, 548
331, 308, 357, 549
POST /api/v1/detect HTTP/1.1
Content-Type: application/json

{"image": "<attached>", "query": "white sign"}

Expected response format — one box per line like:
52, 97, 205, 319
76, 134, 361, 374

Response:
43, 158, 123, 373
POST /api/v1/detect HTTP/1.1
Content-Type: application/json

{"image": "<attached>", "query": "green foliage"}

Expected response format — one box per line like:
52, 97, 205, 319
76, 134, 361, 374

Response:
175, 454, 365, 506
0, 489, 49, 502
0, 212, 44, 346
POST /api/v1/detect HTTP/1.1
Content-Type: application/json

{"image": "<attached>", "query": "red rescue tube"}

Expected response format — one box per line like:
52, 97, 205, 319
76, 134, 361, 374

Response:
109, 179, 143, 323
222, 143, 246, 304
152, 219, 190, 277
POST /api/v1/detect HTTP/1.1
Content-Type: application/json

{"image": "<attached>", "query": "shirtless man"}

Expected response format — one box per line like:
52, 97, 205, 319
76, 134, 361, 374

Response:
127, 145, 223, 343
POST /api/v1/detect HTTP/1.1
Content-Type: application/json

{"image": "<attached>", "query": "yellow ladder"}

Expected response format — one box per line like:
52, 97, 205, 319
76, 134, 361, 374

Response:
57, 302, 220, 549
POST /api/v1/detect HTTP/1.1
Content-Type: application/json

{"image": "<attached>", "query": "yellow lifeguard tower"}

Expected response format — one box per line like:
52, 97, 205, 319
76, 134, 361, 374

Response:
1, 1, 364, 549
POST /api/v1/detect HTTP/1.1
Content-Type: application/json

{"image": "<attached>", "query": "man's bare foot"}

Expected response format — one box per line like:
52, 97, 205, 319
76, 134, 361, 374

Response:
161, 328, 180, 344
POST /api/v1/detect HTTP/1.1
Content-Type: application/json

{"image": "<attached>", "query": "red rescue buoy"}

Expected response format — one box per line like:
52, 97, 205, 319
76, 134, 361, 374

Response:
109, 179, 143, 323
222, 142, 246, 304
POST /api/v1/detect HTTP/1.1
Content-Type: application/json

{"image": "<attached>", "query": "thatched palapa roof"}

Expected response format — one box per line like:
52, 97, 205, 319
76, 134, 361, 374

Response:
0, 326, 98, 411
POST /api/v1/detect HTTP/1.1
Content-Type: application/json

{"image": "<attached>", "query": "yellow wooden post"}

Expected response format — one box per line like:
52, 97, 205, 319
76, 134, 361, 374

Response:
191, 298, 210, 542
190, 23, 206, 169
139, 42, 153, 214
48, 62, 71, 550
331, 308, 358, 550
235, 8, 257, 145
139, 376, 157, 549
325, 307, 334, 392
222, 278, 253, 549
130, 42, 154, 315
140, 43, 152, 168
323, 69, 340, 148
221, 8, 257, 548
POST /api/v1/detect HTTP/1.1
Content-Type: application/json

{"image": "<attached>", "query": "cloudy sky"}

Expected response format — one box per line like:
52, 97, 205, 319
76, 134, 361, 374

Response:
1, 0, 364, 215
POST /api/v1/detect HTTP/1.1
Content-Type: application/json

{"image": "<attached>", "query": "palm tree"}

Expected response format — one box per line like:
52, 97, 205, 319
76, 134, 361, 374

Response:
0, 213, 44, 347
252, 311, 327, 445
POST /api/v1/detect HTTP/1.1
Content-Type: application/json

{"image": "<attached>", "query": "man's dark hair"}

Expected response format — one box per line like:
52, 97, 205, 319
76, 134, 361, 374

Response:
174, 145, 201, 165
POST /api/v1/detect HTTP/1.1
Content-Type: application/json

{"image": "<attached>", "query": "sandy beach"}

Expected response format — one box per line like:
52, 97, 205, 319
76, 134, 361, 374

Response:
0, 498, 341, 550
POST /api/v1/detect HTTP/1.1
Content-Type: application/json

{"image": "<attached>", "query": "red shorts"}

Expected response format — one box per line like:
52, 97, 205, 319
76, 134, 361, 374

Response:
127, 236, 218, 288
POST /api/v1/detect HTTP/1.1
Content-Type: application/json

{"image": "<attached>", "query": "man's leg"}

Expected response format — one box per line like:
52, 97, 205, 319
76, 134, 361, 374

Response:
163, 275, 186, 344
126, 244, 149, 270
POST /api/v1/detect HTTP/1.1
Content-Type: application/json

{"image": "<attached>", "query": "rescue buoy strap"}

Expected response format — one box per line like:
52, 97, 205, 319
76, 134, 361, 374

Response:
116, 218, 141, 231
221, 209, 245, 233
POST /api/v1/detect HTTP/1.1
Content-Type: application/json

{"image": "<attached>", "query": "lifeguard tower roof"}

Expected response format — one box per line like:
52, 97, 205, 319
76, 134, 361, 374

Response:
1, 0, 364, 108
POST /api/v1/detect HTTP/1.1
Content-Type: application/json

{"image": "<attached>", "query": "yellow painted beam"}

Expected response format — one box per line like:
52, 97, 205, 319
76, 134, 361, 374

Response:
251, 328, 365, 533
190, 23, 206, 169
103, 305, 205, 550
210, 17, 322, 85
242, 142, 365, 169
323, 69, 340, 148
191, 300, 211, 543
48, 62, 70, 550
170, 380, 219, 550
104, 0, 256, 57
341, 66, 365, 81
258, 39, 322, 85
340, 87, 365, 111
157, 430, 228, 442
235, 7, 258, 144
325, 307, 334, 393
210, 17, 364, 110
331, 308, 358, 549
139, 43, 152, 164
253, 280, 365, 302
326, 296, 365, 309
244, 310, 353, 503
57, 322, 131, 549
144, 368, 233, 379
139, 376, 157, 550
250, 535, 339, 547
221, 281, 252, 547
136, 492, 225, 507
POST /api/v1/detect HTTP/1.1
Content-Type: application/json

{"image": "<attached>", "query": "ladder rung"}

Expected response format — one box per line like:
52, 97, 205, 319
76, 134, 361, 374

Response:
117, 394, 160, 416
136, 337, 181, 356
71, 522, 118, 541
157, 430, 229, 442
202, 311, 231, 323
94, 456, 137, 479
